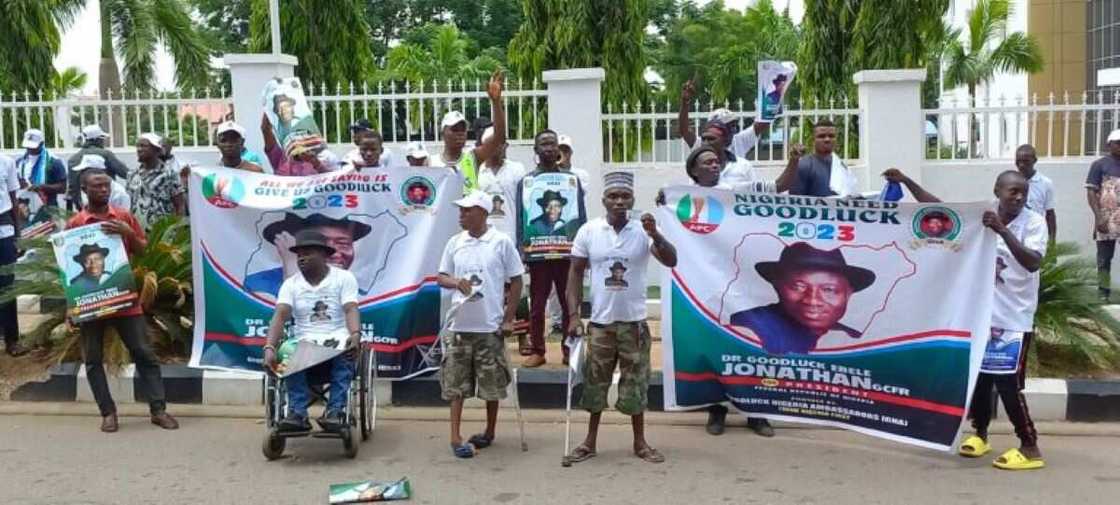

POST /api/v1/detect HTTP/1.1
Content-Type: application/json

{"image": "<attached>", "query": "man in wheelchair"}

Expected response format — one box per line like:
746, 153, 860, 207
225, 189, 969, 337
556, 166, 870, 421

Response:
263, 229, 362, 433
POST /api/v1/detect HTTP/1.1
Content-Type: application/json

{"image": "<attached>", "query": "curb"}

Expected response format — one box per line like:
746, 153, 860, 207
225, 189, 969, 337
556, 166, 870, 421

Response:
9, 364, 1120, 422
2, 401, 1119, 437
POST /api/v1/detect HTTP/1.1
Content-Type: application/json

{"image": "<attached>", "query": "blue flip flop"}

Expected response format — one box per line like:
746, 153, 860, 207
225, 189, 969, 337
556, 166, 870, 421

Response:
451, 442, 475, 459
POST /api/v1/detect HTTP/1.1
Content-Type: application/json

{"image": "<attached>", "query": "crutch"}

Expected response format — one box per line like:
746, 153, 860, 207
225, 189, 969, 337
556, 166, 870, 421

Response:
511, 360, 528, 451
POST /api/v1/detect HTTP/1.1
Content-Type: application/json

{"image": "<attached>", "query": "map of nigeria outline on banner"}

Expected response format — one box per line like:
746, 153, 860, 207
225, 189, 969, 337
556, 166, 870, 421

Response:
188, 166, 461, 379
658, 186, 997, 451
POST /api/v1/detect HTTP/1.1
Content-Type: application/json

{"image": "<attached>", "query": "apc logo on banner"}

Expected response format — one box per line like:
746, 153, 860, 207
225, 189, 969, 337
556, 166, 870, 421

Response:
201, 173, 246, 208
676, 194, 724, 234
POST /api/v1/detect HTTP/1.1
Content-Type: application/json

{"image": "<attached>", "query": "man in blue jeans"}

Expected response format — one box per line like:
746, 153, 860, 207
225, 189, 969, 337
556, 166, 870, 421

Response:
263, 230, 362, 432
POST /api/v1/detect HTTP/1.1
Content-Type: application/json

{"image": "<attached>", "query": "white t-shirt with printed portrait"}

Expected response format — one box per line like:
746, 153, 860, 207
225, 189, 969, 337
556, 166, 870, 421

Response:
439, 227, 525, 333
992, 208, 1048, 332
478, 159, 526, 239
571, 217, 653, 325
277, 265, 359, 347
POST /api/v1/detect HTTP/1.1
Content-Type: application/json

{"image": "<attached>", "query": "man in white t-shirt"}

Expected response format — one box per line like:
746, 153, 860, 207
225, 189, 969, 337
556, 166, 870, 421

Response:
962, 170, 1047, 470
565, 171, 678, 465
264, 230, 362, 433
437, 191, 524, 458
0, 153, 25, 357
877, 169, 1047, 470
1015, 144, 1057, 243
477, 130, 526, 239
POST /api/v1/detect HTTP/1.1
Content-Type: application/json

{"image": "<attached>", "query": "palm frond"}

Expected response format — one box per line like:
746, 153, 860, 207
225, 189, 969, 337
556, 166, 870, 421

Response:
150, 0, 214, 91
990, 32, 1045, 75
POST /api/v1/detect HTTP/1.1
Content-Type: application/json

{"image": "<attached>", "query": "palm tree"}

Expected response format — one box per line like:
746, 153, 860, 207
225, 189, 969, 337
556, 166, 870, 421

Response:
386, 24, 501, 85
95, 0, 212, 95
941, 0, 1043, 155
0, 1, 84, 93
51, 66, 89, 98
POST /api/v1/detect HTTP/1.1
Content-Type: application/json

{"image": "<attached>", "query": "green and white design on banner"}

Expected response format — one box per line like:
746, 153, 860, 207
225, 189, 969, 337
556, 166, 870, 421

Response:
658, 187, 996, 450
51, 223, 138, 323
188, 166, 461, 379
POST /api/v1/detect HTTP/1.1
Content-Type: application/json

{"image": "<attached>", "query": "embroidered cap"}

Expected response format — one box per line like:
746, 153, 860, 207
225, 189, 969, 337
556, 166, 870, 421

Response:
602, 171, 635, 193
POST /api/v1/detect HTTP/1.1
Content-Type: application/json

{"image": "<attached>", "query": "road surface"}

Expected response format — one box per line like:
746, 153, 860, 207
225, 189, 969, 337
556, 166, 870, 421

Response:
0, 413, 1117, 505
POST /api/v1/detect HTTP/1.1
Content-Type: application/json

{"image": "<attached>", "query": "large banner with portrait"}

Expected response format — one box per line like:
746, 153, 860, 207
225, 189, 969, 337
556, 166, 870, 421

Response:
517, 171, 586, 261
188, 166, 461, 379
658, 187, 997, 450
51, 224, 138, 323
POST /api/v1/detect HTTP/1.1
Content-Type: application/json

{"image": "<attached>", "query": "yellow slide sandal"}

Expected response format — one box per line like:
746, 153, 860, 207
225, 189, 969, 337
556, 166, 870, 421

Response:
993, 448, 1045, 470
958, 435, 992, 458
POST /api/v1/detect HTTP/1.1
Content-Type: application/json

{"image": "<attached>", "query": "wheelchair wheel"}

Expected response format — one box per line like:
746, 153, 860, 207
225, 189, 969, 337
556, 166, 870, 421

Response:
342, 425, 359, 459
262, 430, 286, 460
359, 348, 377, 441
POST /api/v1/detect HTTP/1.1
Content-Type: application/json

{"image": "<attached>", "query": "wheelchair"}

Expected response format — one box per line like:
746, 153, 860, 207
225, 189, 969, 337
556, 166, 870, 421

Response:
261, 344, 377, 460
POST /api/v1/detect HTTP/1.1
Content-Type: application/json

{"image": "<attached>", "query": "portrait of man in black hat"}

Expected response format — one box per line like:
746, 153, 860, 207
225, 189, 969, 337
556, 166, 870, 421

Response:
920, 212, 954, 239
529, 189, 569, 236
728, 242, 876, 355
70, 243, 112, 292
605, 261, 629, 288
244, 212, 372, 297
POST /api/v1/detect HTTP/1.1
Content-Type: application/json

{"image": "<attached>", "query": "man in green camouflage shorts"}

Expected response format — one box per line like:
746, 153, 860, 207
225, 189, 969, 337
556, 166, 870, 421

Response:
566, 171, 678, 464
438, 191, 525, 459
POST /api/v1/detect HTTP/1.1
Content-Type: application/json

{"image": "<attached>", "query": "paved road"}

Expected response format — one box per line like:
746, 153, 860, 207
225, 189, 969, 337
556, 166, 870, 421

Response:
1, 414, 1118, 505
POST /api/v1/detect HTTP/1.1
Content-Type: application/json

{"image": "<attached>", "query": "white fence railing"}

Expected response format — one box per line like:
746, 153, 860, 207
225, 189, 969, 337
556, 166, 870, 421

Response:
923, 91, 1120, 161
602, 97, 860, 169
0, 90, 232, 152
304, 80, 548, 146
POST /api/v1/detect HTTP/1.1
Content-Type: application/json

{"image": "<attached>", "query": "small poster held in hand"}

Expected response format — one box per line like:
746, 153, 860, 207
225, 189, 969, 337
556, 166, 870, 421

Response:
50, 223, 138, 323
758, 61, 798, 122
261, 77, 320, 147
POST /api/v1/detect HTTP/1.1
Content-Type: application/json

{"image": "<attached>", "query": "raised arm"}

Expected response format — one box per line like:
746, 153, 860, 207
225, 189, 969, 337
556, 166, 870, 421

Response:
882, 168, 941, 203
677, 80, 697, 149
773, 143, 805, 193
473, 70, 507, 163
642, 214, 677, 267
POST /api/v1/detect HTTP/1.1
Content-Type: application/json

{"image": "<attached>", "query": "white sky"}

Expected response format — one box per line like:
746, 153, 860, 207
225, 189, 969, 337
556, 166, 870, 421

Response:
56, 0, 805, 93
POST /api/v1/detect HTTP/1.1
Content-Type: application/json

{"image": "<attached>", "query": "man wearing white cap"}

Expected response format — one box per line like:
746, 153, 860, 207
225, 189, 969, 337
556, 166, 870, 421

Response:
437, 190, 524, 458
125, 133, 185, 229
405, 142, 430, 167
75, 155, 131, 211
14, 129, 68, 216
0, 149, 26, 356
67, 125, 129, 210
565, 170, 678, 465
216, 121, 264, 173
438, 71, 506, 194
1087, 129, 1120, 300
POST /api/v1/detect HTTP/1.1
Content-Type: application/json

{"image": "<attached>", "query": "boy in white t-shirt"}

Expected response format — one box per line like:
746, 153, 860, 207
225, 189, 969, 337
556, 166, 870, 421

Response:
263, 230, 362, 433
437, 191, 524, 459
565, 171, 678, 465
881, 169, 1047, 470
962, 170, 1047, 470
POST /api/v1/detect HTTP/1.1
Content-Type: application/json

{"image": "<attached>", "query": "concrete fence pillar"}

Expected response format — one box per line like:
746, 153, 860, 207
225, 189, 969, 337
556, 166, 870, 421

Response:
542, 68, 606, 198
853, 69, 928, 187
223, 53, 299, 170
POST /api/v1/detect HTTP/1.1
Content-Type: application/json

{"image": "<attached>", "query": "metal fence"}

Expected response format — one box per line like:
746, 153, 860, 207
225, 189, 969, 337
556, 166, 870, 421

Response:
923, 91, 1120, 161
0, 89, 232, 152
304, 80, 548, 147
601, 97, 861, 169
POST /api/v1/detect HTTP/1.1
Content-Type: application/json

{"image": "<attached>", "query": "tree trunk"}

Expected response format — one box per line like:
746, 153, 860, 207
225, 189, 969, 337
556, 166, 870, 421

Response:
97, 2, 125, 148
968, 83, 979, 158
